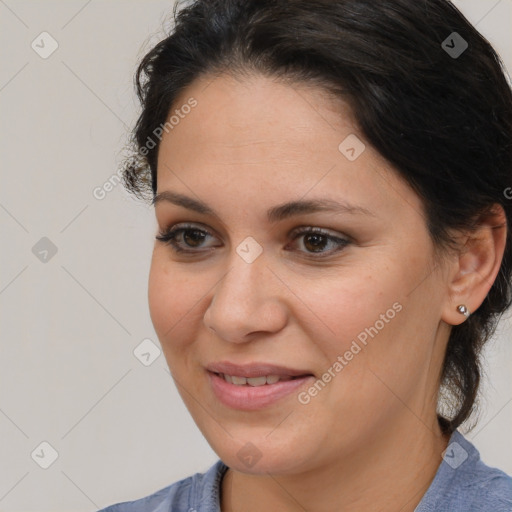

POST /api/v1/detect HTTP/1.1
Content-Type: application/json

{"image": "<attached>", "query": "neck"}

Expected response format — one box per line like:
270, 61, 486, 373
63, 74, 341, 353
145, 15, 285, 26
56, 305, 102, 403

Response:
221, 415, 450, 512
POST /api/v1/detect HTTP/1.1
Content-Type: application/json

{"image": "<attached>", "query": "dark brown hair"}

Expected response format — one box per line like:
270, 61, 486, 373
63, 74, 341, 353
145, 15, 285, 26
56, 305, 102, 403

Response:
121, 0, 512, 434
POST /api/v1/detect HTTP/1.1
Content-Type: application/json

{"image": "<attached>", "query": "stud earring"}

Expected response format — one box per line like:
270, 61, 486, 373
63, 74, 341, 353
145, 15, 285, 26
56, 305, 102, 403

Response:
457, 304, 471, 319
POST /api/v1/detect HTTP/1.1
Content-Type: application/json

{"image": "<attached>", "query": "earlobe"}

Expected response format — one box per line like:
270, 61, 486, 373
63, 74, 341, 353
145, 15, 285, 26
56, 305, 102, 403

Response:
441, 204, 507, 326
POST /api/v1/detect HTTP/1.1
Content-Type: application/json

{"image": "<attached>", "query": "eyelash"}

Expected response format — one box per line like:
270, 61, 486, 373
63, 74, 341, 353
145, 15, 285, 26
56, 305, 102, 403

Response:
155, 223, 350, 257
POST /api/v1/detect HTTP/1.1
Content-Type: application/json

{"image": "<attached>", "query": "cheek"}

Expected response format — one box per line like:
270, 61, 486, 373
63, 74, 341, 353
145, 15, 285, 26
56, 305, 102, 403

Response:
314, 273, 439, 424
306, 266, 421, 390
308, 270, 397, 353
147, 252, 196, 345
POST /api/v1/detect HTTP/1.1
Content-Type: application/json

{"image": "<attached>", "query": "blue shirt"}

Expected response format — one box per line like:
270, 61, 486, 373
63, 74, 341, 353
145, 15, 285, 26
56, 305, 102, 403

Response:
98, 430, 512, 511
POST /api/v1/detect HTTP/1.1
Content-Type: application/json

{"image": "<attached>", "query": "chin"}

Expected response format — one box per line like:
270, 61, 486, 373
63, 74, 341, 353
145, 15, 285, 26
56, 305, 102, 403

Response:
209, 433, 317, 475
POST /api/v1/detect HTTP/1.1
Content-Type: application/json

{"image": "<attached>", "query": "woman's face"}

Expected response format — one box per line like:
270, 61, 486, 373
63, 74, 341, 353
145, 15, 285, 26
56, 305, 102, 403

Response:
148, 73, 452, 474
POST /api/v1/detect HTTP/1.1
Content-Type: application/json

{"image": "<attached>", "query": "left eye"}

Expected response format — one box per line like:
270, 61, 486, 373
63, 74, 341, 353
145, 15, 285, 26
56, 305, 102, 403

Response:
155, 224, 350, 256
289, 227, 350, 255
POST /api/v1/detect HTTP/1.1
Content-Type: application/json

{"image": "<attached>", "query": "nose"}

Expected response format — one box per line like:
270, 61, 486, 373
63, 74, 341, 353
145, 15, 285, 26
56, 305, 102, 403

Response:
203, 251, 288, 344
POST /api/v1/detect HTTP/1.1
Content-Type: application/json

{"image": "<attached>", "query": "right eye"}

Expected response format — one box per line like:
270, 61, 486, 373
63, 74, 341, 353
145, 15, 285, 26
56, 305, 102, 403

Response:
155, 223, 219, 254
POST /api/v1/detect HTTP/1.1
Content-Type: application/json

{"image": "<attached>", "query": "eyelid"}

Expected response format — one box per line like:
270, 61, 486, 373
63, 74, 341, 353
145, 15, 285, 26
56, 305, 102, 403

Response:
158, 221, 349, 240
155, 222, 218, 248
156, 221, 215, 239
288, 225, 350, 240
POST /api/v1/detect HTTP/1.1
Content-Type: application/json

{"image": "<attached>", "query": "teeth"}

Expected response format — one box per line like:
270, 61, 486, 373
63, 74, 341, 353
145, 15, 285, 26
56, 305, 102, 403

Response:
221, 374, 285, 386
247, 376, 267, 386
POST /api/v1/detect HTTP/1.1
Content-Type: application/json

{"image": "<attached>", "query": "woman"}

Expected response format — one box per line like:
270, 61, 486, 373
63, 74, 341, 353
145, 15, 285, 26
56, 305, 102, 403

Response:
99, 0, 512, 510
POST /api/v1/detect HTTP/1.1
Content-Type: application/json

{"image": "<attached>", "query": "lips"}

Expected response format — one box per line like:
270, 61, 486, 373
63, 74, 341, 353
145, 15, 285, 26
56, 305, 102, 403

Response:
206, 361, 313, 379
206, 361, 315, 410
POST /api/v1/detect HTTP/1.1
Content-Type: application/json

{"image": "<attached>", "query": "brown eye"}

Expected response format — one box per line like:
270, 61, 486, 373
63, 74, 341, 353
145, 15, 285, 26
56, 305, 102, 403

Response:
155, 224, 217, 253
302, 233, 329, 252
181, 229, 207, 248
289, 227, 350, 257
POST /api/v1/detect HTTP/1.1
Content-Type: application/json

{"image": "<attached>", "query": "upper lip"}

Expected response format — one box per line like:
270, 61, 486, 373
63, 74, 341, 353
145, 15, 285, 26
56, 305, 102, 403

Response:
206, 361, 314, 378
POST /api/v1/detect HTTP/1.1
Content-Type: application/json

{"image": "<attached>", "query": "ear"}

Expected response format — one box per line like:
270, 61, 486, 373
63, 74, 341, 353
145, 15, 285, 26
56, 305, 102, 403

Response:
442, 204, 508, 326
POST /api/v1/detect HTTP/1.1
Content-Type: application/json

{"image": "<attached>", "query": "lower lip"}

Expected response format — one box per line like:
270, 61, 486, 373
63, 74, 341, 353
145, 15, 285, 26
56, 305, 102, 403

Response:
208, 371, 315, 410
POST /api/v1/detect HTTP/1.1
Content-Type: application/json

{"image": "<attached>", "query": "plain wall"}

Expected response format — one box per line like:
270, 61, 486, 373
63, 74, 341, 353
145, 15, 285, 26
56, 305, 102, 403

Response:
0, 1, 511, 510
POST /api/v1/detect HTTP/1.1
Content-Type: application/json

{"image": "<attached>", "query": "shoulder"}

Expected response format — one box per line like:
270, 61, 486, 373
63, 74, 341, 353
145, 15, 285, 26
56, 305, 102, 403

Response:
416, 430, 512, 512
456, 448, 512, 511
97, 460, 228, 512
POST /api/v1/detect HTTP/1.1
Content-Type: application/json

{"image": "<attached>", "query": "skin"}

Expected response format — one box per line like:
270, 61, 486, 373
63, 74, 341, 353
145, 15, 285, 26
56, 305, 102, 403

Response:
148, 72, 507, 512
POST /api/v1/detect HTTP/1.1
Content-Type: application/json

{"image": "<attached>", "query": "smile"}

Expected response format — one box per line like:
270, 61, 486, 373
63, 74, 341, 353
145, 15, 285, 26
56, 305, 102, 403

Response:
217, 373, 298, 386
207, 365, 315, 410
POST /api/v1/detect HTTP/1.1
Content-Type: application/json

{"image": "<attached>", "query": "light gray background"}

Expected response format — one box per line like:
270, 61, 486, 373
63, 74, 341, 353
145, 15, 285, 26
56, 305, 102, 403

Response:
0, 1, 511, 510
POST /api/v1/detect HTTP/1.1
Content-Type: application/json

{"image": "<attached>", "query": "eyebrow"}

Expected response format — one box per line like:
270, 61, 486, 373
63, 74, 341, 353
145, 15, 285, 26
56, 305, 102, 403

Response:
152, 190, 375, 223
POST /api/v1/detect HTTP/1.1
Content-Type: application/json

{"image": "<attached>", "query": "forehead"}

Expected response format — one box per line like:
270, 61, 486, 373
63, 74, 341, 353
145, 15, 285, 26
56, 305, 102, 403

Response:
155, 72, 424, 222
163, 72, 355, 154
